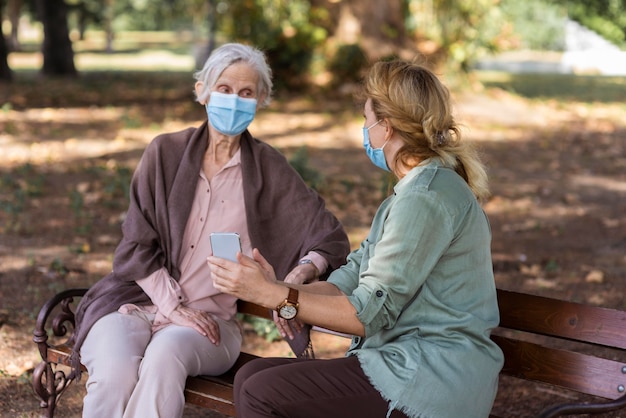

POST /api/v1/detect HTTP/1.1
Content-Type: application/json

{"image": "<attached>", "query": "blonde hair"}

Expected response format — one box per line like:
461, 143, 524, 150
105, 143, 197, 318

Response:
362, 60, 489, 201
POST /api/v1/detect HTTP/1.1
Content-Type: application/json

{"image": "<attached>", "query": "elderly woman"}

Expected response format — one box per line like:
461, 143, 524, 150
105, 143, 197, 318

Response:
69, 43, 349, 418
209, 59, 504, 418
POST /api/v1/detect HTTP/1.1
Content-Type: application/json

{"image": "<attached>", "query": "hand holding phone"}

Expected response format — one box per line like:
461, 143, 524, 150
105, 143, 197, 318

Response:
210, 232, 242, 263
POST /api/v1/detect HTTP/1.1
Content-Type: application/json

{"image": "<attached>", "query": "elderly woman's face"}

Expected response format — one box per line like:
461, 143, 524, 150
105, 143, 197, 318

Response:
212, 62, 261, 100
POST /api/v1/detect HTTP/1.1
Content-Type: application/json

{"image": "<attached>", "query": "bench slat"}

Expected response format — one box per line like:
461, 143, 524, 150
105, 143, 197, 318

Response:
493, 334, 626, 400
497, 289, 626, 349
185, 351, 262, 417
185, 377, 236, 416
237, 300, 272, 320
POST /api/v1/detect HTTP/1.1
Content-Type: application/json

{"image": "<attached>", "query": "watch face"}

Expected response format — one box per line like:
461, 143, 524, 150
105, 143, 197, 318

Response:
279, 304, 297, 320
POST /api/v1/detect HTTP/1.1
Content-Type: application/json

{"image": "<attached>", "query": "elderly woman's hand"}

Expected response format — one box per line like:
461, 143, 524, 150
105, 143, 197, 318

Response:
169, 305, 221, 345
284, 262, 319, 285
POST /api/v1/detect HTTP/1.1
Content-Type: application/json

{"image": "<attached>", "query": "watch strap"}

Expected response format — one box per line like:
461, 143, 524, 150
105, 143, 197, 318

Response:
286, 287, 299, 304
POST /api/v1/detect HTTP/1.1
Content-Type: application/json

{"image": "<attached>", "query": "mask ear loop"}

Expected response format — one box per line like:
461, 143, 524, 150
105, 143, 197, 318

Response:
365, 119, 383, 131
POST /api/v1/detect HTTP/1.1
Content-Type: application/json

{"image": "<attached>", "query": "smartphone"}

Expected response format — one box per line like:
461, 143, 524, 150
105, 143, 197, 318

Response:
210, 232, 242, 263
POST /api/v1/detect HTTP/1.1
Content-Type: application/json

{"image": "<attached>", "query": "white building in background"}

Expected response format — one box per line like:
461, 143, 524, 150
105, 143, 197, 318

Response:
476, 19, 626, 76
561, 20, 626, 76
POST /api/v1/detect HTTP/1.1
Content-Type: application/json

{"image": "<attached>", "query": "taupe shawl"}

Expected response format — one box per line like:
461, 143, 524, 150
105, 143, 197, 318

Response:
69, 122, 349, 377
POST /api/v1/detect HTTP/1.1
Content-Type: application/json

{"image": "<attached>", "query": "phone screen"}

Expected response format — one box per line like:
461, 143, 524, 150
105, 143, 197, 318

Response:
210, 232, 241, 262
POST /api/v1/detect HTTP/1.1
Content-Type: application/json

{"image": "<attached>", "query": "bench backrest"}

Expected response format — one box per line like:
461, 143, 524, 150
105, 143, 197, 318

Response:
240, 290, 626, 401
494, 288, 626, 400
237, 300, 272, 320
40, 288, 626, 402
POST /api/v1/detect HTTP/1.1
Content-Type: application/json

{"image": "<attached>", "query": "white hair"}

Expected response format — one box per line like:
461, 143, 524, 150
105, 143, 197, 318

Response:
193, 43, 273, 107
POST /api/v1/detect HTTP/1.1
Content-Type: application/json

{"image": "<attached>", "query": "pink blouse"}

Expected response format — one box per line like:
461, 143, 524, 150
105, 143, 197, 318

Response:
120, 149, 327, 331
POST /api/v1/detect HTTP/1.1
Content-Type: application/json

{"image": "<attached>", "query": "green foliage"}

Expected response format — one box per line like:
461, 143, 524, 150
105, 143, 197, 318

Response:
500, 0, 566, 50
69, 188, 92, 235
0, 164, 44, 233
544, 258, 560, 273
240, 314, 281, 342
583, 15, 625, 46
219, 0, 327, 90
328, 44, 368, 86
408, 0, 510, 73
48, 258, 70, 276
550, 0, 626, 47
102, 165, 132, 207
288, 146, 324, 190
69, 163, 131, 235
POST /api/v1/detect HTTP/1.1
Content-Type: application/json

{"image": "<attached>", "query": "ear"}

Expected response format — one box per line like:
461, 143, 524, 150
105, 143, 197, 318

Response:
383, 118, 394, 140
256, 93, 267, 110
195, 81, 206, 104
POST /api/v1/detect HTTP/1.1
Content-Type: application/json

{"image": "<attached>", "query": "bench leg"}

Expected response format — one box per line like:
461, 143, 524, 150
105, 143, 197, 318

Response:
539, 396, 626, 418
32, 360, 75, 418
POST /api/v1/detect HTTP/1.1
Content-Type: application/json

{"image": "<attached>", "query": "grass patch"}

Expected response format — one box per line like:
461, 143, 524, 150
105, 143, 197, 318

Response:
475, 70, 626, 103
1, 70, 196, 109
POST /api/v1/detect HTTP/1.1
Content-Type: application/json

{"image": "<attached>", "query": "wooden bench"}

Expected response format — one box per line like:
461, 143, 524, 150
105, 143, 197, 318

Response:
32, 288, 626, 417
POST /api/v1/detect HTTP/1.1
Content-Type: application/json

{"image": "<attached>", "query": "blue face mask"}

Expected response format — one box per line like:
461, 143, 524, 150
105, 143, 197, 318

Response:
363, 120, 391, 172
206, 92, 257, 136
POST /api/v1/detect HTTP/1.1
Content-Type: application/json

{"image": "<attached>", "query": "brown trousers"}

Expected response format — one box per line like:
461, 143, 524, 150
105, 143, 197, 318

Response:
233, 355, 410, 418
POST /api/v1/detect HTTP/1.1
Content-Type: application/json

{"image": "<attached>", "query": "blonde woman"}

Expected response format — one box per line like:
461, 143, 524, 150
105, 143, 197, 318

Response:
209, 59, 504, 418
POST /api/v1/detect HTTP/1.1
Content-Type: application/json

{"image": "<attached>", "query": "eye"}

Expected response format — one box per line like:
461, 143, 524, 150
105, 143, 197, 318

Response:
239, 89, 254, 98
216, 85, 231, 94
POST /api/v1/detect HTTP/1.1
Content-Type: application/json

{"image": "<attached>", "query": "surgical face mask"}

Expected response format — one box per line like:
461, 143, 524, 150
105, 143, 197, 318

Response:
363, 120, 390, 172
206, 92, 257, 136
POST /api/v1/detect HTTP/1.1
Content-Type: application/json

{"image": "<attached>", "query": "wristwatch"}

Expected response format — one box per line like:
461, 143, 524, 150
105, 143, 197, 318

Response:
276, 287, 299, 320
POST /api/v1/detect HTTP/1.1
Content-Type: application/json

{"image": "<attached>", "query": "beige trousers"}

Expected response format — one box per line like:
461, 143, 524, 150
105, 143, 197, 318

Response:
80, 310, 242, 418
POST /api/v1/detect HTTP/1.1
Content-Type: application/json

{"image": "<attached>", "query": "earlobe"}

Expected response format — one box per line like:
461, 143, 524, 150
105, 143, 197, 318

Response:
384, 120, 393, 140
383, 118, 391, 131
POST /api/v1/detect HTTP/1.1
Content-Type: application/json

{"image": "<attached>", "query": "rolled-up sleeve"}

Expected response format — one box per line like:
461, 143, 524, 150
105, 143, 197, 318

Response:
350, 286, 389, 334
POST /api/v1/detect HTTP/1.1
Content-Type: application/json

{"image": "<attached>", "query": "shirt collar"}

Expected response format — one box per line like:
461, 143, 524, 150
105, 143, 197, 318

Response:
393, 158, 442, 194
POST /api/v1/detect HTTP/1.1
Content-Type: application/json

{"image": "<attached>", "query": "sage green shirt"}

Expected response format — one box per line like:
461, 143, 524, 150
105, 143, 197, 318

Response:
328, 160, 504, 418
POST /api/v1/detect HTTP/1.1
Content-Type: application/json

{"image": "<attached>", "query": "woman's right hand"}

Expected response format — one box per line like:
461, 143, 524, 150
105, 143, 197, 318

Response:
169, 305, 221, 345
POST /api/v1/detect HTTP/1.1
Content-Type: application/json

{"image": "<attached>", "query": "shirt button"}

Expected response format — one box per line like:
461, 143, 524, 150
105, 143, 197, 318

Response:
376, 290, 384, 297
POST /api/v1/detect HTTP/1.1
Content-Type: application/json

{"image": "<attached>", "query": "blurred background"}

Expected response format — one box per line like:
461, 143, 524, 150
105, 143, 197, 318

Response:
1, 1, 626, 417
1, 0, 626, 85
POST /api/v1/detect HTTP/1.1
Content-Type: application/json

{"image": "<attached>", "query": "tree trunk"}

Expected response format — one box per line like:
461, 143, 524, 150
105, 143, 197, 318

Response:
36, 0, 77, 77
104, 0, 114, 53
7, 0, 21, 51
312, 0, 409, 59
0, 0, 13, 81
195, 0, 217, 69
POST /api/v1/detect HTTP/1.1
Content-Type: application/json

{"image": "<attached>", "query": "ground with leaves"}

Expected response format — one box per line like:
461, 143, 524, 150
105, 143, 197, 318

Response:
0, 73, 625, 417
